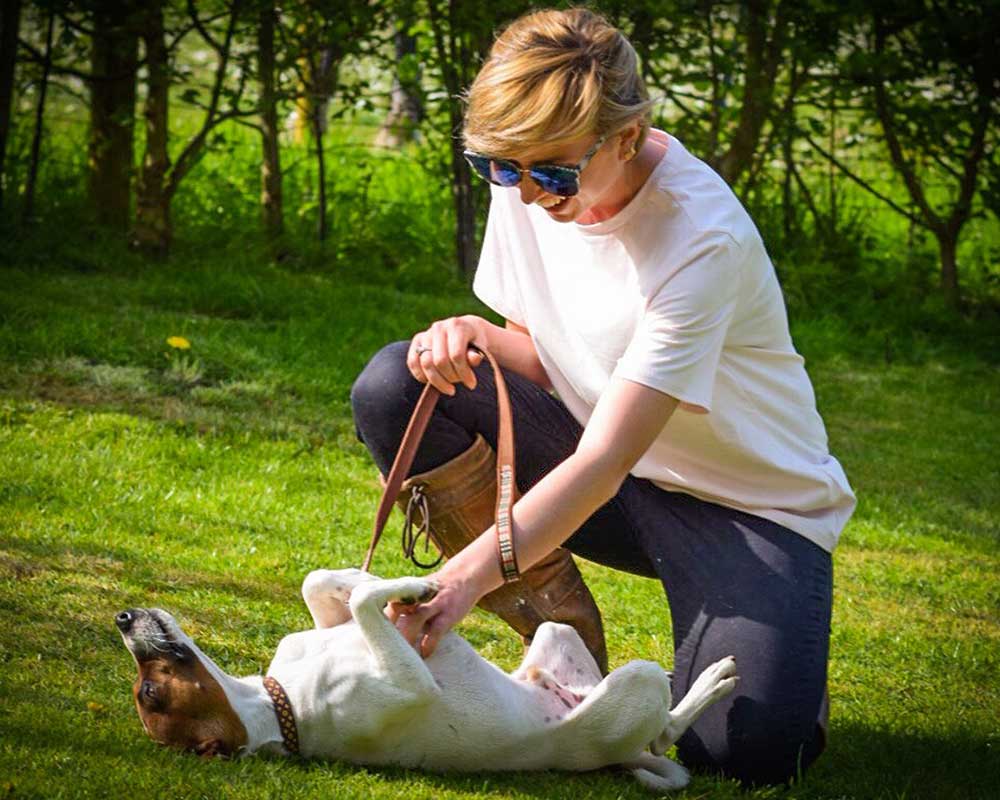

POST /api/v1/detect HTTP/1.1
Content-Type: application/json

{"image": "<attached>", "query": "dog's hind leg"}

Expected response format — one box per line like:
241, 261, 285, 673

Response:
652, 655, 738, 755
547, 661, 672, 771
512, 622, 602, 694
301, 569, 378, 628
624, 752, 691, 793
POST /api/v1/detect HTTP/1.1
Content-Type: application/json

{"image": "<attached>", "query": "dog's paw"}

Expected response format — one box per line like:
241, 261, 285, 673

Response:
692, 655, 739, 702
395, 579, 439, 606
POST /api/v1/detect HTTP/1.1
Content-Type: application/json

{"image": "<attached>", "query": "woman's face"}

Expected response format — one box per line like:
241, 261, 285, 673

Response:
511, 123, 641, 224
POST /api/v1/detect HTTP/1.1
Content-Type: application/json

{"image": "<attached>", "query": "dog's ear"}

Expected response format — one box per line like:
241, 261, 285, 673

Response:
193, 738, 231, 759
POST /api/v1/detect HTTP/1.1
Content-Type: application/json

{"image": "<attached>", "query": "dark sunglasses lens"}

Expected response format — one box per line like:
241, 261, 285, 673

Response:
465, 154, 496, 184
465, 154, 521, 187
531, 166, 579, 196
488, 159, 522, 187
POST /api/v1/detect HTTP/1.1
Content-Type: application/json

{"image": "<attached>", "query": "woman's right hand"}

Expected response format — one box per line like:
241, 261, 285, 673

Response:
407, 315, 488, 396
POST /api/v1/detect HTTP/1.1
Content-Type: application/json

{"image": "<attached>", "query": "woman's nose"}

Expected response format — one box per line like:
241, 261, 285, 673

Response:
518, 177, 542, 206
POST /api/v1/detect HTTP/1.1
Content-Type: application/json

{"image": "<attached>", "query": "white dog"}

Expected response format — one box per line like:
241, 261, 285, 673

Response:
117, 569, 737, 792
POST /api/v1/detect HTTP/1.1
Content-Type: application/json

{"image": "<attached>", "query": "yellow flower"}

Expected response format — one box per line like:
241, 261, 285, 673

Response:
166, 335, 191, 350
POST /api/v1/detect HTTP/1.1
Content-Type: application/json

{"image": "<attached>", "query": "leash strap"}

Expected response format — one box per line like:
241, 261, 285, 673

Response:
263, 675, 300, 754
361, 344, 521, 584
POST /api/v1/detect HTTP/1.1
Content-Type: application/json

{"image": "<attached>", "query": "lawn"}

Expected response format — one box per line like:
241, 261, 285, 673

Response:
0, 242, 997, 800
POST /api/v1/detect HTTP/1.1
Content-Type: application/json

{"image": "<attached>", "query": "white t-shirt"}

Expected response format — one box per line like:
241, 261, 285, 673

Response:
473, 131, 856, 553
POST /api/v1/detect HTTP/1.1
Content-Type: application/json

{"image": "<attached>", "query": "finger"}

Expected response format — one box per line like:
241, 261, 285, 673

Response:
448, 342, 478, 391
419, 352, 455, 396
430, 335, 463, 388
407, 338, 431, 383
419, 615, 453, 659
394, 606, 433, 647
386, 600, 419, 623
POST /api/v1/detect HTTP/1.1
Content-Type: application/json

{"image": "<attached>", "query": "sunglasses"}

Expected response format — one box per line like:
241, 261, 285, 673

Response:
464, 134, 608, 197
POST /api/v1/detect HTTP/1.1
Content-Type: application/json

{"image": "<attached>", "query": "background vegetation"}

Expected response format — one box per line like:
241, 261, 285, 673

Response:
0, 1, 998, 799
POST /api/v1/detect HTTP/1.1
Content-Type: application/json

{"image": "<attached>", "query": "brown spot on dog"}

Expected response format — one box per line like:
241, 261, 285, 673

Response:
131, 650, 247, 757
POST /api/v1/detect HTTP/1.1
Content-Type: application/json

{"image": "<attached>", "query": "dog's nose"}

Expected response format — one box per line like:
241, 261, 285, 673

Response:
116, 610, 135, 632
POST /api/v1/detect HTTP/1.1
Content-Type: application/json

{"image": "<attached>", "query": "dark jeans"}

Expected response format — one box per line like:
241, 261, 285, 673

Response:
351, 341, 832, 786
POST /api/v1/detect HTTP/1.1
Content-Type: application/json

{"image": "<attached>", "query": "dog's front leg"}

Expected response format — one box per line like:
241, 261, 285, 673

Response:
348, 577, 442, 699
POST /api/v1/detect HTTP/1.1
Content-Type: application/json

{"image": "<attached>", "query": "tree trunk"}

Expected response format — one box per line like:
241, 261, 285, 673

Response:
714, 0, 787, 186
257, 0, 283, 242
450, 132, 476, 280
132, 0, 171, 255
88, 1, 138, 230
22, 9, 54, 224
0, 0, 23, 214
374, 23, 423, 149
938, 230, 960, 303
313, 109, 327, 242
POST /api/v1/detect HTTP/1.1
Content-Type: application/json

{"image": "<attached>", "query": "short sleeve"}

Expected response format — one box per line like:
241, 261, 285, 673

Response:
613, 231, 741, 412
472, 189, 527, 326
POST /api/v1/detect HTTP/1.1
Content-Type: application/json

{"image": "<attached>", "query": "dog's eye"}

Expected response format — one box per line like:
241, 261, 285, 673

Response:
140, 680, 164, 709
171, 644, 190, 661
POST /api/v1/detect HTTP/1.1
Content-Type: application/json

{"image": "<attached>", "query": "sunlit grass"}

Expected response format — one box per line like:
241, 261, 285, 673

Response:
1, 241, 998, 800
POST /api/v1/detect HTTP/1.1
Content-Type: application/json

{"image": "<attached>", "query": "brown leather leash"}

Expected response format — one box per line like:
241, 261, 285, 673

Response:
361, 345, 522, 584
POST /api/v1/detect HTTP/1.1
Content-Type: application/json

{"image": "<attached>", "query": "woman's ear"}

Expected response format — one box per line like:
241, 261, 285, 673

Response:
617, 121, 642, 161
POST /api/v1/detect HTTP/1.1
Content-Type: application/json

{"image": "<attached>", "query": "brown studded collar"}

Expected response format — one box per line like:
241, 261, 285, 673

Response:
263, 675, 300, 754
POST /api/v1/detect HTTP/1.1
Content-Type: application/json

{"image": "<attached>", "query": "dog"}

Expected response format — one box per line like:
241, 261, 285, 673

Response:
117, 568, 738, 792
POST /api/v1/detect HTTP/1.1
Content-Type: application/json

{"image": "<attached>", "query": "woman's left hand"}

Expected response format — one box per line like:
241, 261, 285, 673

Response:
387, 564, 483, 658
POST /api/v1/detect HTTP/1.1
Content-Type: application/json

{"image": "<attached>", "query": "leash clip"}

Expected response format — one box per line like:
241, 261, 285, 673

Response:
401, 484, 444, 569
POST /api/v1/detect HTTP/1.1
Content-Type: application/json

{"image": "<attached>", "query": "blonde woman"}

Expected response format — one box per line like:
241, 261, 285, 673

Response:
351, 7, 854, 786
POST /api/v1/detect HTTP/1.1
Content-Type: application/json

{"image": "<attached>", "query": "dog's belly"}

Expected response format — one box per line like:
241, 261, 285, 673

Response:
270, 627, 575, 770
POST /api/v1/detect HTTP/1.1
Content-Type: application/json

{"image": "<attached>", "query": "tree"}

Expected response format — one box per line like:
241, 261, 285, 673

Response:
423, 0, 529, 280
132, 0, 245, 254
282, 0, 378, 242
810, 1, 1000, 303
373, 18, 423, 149
22, 4, 54, 223
0, 0, 23, 214
257, 0, 282, 242
88, 0, 139, 230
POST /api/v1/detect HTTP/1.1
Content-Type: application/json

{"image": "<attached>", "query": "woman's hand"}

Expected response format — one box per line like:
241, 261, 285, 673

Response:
408, 315, 488, 395
387, 560, 484, 658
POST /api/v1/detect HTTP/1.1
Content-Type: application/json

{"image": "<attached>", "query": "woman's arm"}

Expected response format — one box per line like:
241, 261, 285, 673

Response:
393, 373, 679, 657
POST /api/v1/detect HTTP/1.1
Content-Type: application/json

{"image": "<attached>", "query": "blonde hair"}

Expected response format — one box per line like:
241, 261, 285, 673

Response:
463, 7, 653, 157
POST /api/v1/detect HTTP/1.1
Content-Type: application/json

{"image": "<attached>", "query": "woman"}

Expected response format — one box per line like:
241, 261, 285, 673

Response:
351, 7, 855, 786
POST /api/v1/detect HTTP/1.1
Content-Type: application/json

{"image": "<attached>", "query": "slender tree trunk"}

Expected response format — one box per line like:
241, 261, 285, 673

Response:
374, 23, 423, 148
0, 0, 23, 214
938, 229, 960, 302
132, 0, 171, 254
89, 1, 138, 230
715, 0, 787, 185
426, 0, 481, 280
312, 110, 327, 242
257, 0, 283, 241
22, 9, 53, 224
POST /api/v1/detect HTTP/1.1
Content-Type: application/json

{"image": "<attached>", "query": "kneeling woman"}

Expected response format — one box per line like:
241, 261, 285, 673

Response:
351, 7, 855, 786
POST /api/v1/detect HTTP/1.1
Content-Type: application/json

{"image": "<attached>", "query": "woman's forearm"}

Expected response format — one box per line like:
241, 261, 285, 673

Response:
441, 446, 624, 598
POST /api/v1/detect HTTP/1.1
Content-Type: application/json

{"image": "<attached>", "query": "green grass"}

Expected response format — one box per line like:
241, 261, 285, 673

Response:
1, 236, 998, 800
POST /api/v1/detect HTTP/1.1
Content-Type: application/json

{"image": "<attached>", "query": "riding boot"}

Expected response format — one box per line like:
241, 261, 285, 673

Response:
390, 433, 608, 674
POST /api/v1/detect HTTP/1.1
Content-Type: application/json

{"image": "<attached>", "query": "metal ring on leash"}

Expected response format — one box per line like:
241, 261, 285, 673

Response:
401, 484, 444, 569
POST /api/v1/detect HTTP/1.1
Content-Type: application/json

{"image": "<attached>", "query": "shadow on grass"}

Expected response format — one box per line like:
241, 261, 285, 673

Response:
806, 719, 998, 800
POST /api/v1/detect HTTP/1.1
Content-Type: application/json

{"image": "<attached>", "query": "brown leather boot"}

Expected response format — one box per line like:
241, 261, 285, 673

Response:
390, 433, 608, 674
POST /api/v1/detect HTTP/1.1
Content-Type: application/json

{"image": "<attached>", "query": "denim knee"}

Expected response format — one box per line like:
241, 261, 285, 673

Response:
351, 341, 413, 428
677, 703, 824, 787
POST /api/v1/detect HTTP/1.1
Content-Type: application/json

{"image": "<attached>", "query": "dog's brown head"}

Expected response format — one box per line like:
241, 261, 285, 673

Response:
116, 608, 247, 758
